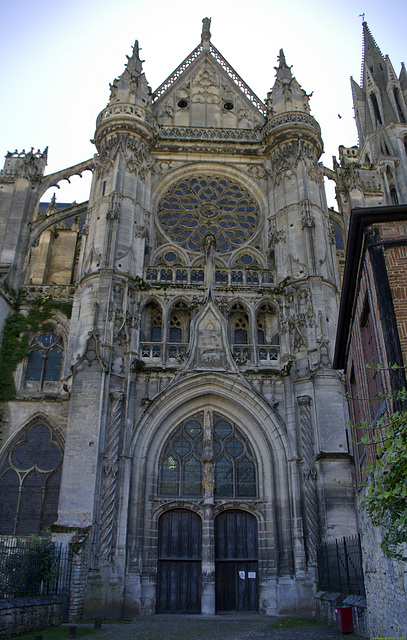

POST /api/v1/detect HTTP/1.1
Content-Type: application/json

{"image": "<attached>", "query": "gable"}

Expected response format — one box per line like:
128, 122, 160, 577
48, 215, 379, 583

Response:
153, 49, 265, 131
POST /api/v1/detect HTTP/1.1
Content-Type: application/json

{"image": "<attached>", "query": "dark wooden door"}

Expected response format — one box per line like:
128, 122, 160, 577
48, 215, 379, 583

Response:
215, 510, 258, 612
157, 509, 201, 613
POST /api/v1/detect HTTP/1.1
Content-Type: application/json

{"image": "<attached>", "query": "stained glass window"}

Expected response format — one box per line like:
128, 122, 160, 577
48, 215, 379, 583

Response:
159, 413, 256, 499
25, 332, 63, 388
158, 176, 259, 253
0, 423, 63, 535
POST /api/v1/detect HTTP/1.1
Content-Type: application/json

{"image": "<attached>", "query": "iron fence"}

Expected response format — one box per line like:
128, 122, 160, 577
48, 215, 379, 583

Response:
0, 537, 72, 603
317, 535, 365, 596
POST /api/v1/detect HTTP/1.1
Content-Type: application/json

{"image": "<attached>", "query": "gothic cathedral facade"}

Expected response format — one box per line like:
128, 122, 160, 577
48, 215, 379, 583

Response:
0, 20, 406, 619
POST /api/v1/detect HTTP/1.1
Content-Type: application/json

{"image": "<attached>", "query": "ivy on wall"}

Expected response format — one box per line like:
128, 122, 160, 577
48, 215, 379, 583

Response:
0, 296, 72, 401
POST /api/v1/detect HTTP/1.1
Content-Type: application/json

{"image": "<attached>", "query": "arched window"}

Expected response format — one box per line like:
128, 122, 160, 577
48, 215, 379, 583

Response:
332, 220, 344, 251
370, 93, 382, 125
393, 88, 405, 123
159, 413, 256, 499
142, 301, 162, 343
0, 423, 63, 535
169, 301, 190, 344
25, 331, 63, 389
256, 303, 279, 346
229, 303, 249, 345
390, 186, 399, 205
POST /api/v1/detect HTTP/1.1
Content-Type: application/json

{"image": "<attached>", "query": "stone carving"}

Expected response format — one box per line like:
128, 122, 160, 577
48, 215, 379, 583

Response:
201, 17, 211, 41
301, 200, 315, 229
297, 395, 319, 560
202, 462, 215, 502
202, 410, 214, 462
99, 391, 125, 564
269, 140, 317, 185
159, 126, 262, 142
268, 222, 286, 246
247, 164, 269, 181
106, 191, 122, 220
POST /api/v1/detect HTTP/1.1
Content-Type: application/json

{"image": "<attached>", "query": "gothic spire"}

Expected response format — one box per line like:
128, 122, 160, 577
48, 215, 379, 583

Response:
361, 22, 386, 91
266, 49, 311, 116
107, 39, 151, 108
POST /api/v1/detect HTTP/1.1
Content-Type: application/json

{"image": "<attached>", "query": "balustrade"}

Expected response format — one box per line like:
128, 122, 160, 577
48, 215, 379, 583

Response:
144, 266, 274, 287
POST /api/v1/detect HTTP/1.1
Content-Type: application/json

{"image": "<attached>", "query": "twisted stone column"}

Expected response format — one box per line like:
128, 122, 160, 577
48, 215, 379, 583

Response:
298, 395, 320, 561
98, 391, 125, 563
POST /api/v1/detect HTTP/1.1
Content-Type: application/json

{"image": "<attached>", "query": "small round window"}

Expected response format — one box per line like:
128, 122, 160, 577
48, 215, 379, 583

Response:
224, 102, 234, 111
177, 99, 188, 109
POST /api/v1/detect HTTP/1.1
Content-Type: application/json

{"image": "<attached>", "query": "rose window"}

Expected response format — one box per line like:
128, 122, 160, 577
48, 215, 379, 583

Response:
158, 176, 259, 253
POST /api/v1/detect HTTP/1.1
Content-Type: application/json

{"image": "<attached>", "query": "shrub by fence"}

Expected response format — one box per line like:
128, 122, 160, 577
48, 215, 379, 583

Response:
0, 537, 72, 602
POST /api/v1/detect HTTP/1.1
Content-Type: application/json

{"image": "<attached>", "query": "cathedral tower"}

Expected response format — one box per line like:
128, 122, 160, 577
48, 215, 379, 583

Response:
335, 22, 407, 226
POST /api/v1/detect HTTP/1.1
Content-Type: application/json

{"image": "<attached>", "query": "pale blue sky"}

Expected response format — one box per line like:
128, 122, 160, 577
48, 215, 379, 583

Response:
0, 0, 406, 205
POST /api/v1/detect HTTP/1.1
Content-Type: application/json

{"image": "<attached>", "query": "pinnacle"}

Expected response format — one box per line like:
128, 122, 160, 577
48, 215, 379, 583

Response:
126, 39, 144, 76
275, 49, 293, 82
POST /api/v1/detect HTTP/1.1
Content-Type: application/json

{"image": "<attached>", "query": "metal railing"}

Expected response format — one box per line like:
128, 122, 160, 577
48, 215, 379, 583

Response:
317, 535, 365, 597
0, 537, 72, 602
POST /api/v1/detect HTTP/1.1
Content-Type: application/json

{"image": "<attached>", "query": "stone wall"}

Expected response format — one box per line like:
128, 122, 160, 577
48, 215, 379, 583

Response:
0, 596, 63, 638
0, 293, 11, 342
358, 503, 407, 639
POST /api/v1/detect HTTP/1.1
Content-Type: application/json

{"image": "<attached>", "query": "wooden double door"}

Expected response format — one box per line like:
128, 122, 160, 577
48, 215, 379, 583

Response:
157, 509, 258, 613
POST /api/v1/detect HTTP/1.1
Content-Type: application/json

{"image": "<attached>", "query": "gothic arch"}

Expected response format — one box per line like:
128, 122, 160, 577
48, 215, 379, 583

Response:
128, 372, 295, 518
150, 244, 189, 267
125, 373, 299, 614
0, 416, 64, 535
152, 162, 268, 216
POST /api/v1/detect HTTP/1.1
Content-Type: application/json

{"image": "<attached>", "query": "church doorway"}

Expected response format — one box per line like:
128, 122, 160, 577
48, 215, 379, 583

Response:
157, 509, 201, 613
215, 510, 258, 612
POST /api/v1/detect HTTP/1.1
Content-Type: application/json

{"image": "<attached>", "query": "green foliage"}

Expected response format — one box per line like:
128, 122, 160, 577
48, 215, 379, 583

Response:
0, 295, 72, 401
0, 535, 58, 598
352, 376, 407, 562
358, 387, 407, 561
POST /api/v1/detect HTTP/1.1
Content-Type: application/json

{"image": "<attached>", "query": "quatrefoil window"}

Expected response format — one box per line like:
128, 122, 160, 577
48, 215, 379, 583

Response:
158, 176, 259, 253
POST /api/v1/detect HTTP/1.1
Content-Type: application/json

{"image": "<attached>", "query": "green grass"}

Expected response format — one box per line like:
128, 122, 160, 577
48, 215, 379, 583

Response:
269, 617, 324, 628
14, 626, 94, 640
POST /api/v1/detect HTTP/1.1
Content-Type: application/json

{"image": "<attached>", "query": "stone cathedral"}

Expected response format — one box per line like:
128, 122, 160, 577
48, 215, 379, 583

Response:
0, 19, 406, 619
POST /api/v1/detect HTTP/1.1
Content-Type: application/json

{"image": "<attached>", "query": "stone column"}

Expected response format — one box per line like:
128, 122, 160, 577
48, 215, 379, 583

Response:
98, 391, 125, 564
298, 395, 320, 561
201, 410, 215, 614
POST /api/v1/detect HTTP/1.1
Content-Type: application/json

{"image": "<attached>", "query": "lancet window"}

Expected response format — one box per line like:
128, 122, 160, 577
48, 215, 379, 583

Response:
0, 422, 63, 535
169, 301, 190, 344
142, 301, 163, 343
256, 303, 279, 346
229, 303, 249, 345
159, 412, 256, 499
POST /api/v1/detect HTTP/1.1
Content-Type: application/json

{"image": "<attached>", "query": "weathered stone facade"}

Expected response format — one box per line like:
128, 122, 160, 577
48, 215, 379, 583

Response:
0, 19, 405, 622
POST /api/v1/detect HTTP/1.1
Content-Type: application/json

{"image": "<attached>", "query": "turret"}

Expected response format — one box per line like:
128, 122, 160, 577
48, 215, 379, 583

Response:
0, 148, 48, 289
264, 51, 338, 295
